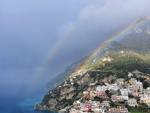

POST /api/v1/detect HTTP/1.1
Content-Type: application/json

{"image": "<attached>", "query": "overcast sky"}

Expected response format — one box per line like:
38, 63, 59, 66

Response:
0, 0, 150, 96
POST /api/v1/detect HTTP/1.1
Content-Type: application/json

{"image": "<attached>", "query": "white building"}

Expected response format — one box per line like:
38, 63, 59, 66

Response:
136, 81, 143, 92
128, 72, 133, 78
140, 94, 150, 106
127, 99, 138, 107
96, 85, 108, 92
120, 89, 128, 96
116, 79, 125, 86
70, 109, 79, 113
108, 83, 119, 92
122, 96, 129, 101
146, 87, 150, 94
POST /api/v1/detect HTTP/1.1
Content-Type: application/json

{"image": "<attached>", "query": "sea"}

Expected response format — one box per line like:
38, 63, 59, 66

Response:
0, 70, 56, 113
0, 89, 56, 113
0, 88, 57, 113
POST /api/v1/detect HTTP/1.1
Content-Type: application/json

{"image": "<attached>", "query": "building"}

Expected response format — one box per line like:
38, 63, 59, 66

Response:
101, 101, 110, 108
93, 108, 105, 113
96, 91, 109, 99
128, 78, 143, 92
70, 109, 79, 113
128, 72, 133, 78
82, 91, 90, 100
120, 89, 128, 96
127, 98, 138, 107
116, 79, 125, 86
108, 83, 119, 92
73, 100, 81, 109
108, 106, 129, 113
80, 103, 92, 112
136, 81, 143, 92
128, 85, 139, 95
111, 95, 124, 102
140, 94, 150, 106
91, 101, 102, 113
122, 96, 129, 101
96, 85, 108, 92
102, 56, 113, 62
90, 91, 97, 100
146, 87, 150, 94
128, 78, 137, 85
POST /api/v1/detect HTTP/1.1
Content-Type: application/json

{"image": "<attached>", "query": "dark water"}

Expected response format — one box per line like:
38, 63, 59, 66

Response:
0, 94, 56, 113
1, 82, 53, 113
0, 70, 56, 113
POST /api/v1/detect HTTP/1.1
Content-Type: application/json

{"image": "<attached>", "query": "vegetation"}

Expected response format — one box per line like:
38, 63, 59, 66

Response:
129, 107, 150, 113
88, 51, 150, 78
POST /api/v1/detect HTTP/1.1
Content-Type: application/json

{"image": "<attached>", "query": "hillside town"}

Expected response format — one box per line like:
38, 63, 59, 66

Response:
36, 18, 150, 113
64, 71, 150, 113
36, 69, 150, 113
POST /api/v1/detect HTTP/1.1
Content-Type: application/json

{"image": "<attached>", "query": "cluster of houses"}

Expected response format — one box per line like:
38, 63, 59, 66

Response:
69, 73, 150, 113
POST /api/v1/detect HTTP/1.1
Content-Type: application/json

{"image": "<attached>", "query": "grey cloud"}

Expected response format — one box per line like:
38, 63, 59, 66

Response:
1, 0, 150, 93
46, 0, 150, 75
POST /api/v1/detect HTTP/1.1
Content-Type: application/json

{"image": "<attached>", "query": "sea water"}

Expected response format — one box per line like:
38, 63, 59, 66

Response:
0, 95, 55, 113
0, 70, 56, 113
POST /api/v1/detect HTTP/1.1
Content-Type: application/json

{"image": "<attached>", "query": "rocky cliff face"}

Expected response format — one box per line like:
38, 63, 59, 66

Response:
36, 18, 150, 113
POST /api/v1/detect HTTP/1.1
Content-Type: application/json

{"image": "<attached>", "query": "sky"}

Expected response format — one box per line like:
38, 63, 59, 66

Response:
0, 0, 150, 97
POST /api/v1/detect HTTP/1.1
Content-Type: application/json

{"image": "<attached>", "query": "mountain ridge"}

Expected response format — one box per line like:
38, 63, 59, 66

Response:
36, 18, 150, 113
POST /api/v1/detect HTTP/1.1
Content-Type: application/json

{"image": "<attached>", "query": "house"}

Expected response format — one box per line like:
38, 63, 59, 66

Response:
146, 87, 150, 94
83, 90, 97, 100
132, 70, 143, 77
128, 78, 137, 85
111, 95, 124, 102
131, 92, 139, 97
128, 72, 133, 78
93, 108, 105, 113
120, 50, 125, 54
128, 78, 143, 92
83, 91, 90, 100
120, 89, 129, 100
116, 78, 125, 86
77, 74, 90, 85
108, 83, 119, 92
96, 91, 109, 99
122, 96, 129, 101
120, 89, 128, 96
70, 109, 79, 113
92, 101, 101, 107
101, 101, 110, 108
108, 106, 129, 113
96, 85, 108, 92
90, 82, 97, 86
73, 100, 81, 109
140, 94, 150, 106
128, 82, 143, 97
90, 91, 97, 100
128, 85, 139, 94
136, 81, 143, 92
91, 101, 101, 112
80, 103, 92, 112
127, 98, 138, 107
102, 56, 113, 62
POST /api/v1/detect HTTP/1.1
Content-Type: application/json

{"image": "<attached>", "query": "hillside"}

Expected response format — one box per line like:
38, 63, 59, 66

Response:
35, 18, 150, 113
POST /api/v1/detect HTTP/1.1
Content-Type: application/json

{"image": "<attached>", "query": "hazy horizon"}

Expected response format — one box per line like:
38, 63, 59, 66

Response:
1, 0, 150, 98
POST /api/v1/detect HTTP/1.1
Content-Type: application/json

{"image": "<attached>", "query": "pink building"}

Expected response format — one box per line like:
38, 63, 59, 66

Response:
111, 95, 124, 102
81, 103, 92, 112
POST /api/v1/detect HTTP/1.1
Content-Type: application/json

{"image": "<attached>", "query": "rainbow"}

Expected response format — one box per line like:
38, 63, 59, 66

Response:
29, 17, 149, 93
